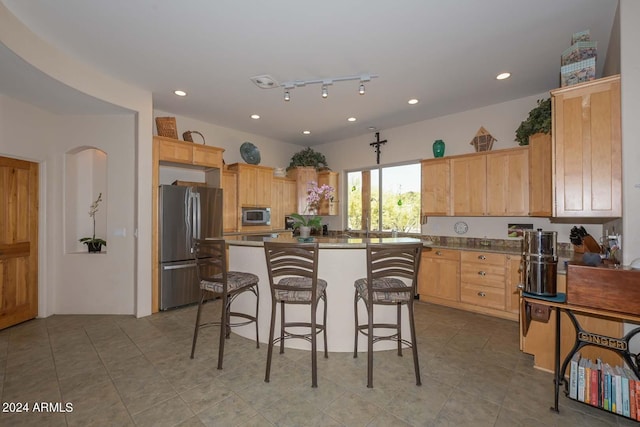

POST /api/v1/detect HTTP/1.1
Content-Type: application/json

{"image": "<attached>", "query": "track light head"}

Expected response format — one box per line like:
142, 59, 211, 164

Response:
359, 83, 365, 95
321, 85, 328, 98
284, 90, 290, 101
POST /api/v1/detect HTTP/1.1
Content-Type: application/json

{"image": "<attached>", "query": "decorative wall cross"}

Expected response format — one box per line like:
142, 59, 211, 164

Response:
369, 132, 387, 164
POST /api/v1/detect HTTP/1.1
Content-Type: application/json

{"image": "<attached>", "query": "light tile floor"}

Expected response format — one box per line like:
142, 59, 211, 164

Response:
0, 301, 637, 426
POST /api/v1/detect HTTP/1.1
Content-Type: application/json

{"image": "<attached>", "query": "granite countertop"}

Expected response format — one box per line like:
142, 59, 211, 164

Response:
224, 235, 424, 249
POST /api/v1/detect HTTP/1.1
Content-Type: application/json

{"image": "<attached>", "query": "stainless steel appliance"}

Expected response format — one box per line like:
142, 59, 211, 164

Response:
241, 207, 271, 226
159, 185, 223, 310
522, 229, 558, 296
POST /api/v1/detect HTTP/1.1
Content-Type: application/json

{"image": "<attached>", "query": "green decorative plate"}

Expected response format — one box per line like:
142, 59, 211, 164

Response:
240, 142, 261, 165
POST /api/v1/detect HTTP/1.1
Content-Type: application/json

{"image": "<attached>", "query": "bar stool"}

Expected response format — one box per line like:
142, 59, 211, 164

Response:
190, 239, 259, 369
353, 242, 423, 388
263, 241, 328, 388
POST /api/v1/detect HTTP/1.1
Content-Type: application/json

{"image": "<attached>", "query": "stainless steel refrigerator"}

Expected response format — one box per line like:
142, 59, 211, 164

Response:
159, 185, 223, 310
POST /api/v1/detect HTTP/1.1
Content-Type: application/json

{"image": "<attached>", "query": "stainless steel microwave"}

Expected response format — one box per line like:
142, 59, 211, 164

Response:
242, 207, 271, 226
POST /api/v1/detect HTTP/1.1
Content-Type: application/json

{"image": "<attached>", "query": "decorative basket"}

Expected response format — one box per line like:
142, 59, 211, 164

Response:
155, 117, 178, 139
183, 130, 205, 144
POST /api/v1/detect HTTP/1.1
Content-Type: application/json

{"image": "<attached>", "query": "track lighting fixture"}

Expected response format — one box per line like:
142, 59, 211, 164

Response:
276, 73, 378, 101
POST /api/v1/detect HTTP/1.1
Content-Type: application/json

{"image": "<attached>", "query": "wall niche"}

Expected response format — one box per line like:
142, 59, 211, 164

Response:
65, 147, 107, 253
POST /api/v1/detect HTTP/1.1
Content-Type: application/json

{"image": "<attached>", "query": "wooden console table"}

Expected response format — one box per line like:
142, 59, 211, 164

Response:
522, 294, 640, 420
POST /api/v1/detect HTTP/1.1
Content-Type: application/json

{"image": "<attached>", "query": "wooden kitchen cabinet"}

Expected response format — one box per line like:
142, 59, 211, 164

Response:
221, 170, 238, 232
156, 136, 224, 169
528, 133, 553, 217
271, 177, 297, 230
552, 75, 621, 218
287, 167, 318, 214
227, 163, 273, 207
486, 147, 529, 216
421, 158, 450, 216
505, 255, 522, 315
418, 249, 460, 303
451, 154, 486, 215
460, 251, 506, 311
520, 274, 623, 372
317, 170, 339, 215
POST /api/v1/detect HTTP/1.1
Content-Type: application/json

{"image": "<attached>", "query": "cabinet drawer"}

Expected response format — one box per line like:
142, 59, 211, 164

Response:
193, 146, 223, 168
460, 282, 505, 310
460, 264, 505, 288
423, 248, 460, 261
460, 251, 505, 266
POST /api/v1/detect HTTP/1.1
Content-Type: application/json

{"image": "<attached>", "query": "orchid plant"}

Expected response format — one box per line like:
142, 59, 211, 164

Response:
79, 192, 107, 249
290, 182, 334, 230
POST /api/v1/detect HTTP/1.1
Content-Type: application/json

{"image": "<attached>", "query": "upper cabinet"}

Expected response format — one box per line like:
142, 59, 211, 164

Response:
287, 167, 317, 214
421, 158, 450, 216
528, 133, 553, 217
552, 75, 621, 218
317, 171, 339, 216
227, 163, 273, 208
486, 147, 529, 216
451, 154, 487, 215
221, 170, 238, 233
156, 136, 223, 169
271, 177, 297, 230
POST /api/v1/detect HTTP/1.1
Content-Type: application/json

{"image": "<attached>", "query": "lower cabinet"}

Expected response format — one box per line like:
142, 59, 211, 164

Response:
418, 248, 519, 321
418, 249, 460, 303
460, 251, 506, 311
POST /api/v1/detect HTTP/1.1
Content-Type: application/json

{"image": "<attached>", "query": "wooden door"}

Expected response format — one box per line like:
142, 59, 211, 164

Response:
237, 165, 257, 206
0, 157, 38, 329
287, 167, 317, 214
282, 179, 297, 216
255, 167, 273, 207
552, 75, 621, 217
451, 154, 486, 215
418, 249, 459, 302
221, 170, 238, 232
421, 158, 450, 216
528, 133, 553, 216
270, 178, 284, 230
486, 148, 529, 216
505, 255, 522, 315
317, 171, 339, 215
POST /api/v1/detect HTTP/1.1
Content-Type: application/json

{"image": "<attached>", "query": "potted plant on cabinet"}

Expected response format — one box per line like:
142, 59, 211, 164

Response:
290, 182, 334, 238
515, 98, 551, 145
79, 192, 107, 253
287, 147, 329, 171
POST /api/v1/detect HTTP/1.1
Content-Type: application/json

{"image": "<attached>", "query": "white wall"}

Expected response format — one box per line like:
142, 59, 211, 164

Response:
0, 95, 136, 315
316, 93, 604, 243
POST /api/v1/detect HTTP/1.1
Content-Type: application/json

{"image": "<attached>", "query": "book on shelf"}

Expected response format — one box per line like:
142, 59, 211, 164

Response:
636, 379, 640, 421
625, 368, 638, 420
591, 359, 600, 407
569, 352, 580, 400
614, 366, 624, 415
578, 358, 587, 402
603, 363, 611, 411
622, 368, 630, 417
584, 360, 591, 405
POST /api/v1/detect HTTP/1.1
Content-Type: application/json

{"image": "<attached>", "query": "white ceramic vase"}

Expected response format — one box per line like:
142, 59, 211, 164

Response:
299, 226, 311, 238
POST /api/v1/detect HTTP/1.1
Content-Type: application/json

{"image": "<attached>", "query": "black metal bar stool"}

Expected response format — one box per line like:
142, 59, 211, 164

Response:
190, 239, 259, 369
263, 241, 328, 387
353, 242, 423, 388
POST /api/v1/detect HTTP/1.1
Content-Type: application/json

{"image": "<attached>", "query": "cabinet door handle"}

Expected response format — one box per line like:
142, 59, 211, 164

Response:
477, 291, 486, 297
478, 271, 486, 276
435, 250, 442, 256
478, 255, 486, 260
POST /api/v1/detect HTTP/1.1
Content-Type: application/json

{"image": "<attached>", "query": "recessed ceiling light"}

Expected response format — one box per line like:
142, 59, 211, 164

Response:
174, 90, 187, 97
302, 130, 311, 135
347, 117, 357, 122
408, 99, 419, 105
250, 114, 260, 120
368, 126, 377, 131
496, 72, 511, 80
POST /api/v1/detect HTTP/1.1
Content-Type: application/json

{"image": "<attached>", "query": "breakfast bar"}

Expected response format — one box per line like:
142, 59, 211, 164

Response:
225, 236, 426, 352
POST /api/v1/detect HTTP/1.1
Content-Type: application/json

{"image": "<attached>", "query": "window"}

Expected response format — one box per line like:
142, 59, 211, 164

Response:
347, 163, 421, 233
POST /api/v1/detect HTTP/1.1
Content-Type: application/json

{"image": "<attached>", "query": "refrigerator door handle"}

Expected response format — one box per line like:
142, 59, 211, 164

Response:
162, 263, 196, 271
193, 191, 201, 240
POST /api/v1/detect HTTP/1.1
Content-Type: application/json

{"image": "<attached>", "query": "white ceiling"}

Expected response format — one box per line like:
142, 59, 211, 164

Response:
0, 0, 618, 146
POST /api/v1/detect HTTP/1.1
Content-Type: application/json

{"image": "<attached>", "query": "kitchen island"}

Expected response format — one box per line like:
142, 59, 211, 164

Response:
225, 236, 425, 352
